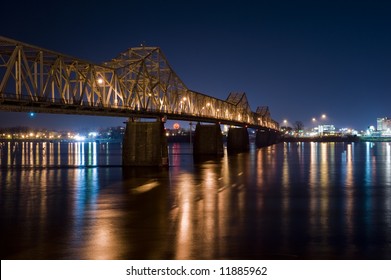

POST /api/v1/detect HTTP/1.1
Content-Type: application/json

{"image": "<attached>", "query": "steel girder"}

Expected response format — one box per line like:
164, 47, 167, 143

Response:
0, 36, 279, 130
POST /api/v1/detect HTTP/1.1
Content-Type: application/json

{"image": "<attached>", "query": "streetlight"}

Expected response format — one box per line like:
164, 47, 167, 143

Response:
281, 119, 289, 134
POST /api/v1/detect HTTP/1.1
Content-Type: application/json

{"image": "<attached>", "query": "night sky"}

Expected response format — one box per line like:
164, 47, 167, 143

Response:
1, 0, 390, 131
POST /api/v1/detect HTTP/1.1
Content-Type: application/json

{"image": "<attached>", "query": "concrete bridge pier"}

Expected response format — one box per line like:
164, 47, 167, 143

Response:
193, 123, 224, 156
227, 127, 249, 153
255, 129, 280, 148
122, 119, 168, 166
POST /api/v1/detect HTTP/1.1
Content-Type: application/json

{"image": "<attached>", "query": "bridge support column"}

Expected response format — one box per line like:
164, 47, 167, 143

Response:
227, 127, 249, 153
193, 123, 224, 156
255, 129, 280, 148
122, 120, 168, 166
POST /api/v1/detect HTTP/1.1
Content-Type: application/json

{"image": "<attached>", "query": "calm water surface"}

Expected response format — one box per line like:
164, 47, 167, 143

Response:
1, 141, 391, 259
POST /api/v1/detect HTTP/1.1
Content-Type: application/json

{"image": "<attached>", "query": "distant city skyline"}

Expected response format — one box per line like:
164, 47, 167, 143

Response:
0, 111, 388, 132
1, 0, 390, 130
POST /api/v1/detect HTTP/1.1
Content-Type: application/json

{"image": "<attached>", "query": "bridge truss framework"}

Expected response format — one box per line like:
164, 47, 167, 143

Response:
0, 36, 278, 130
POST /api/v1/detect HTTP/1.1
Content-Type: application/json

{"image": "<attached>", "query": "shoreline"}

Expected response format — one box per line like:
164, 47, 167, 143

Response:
282, 135, 391, 143
2, 135, 390, 144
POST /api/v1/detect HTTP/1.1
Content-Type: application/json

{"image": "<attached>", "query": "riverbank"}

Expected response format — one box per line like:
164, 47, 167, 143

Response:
0, 138, 122, 143
282, 135, 391, 142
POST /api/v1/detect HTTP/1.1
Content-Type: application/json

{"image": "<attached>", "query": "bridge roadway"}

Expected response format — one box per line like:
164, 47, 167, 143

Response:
0, 36, 280, 166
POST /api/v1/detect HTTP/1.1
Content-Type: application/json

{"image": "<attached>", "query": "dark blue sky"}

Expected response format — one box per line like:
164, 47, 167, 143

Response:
1, 0, 390, 130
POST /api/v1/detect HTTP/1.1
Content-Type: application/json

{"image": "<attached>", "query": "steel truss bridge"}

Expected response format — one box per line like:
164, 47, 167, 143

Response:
0, 36, 278, 130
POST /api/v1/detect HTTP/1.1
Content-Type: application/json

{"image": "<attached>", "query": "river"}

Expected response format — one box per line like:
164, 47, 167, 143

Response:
1, 141, 390, 259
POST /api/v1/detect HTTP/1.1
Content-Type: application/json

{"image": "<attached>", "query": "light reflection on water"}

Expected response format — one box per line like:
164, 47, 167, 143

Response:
1, 141, 391, 260
0, 141, 121, 168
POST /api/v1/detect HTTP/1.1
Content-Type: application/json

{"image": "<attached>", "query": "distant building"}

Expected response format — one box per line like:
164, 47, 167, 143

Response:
377, 117, 391, 136
318, 124, 336, 135
377, 117, 391, 131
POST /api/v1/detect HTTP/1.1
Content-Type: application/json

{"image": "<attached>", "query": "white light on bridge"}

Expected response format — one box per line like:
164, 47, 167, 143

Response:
97, 78, 104, 85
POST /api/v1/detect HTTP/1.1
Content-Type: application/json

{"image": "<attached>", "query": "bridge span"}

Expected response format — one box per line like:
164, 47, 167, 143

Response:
0, 36, 280, 166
